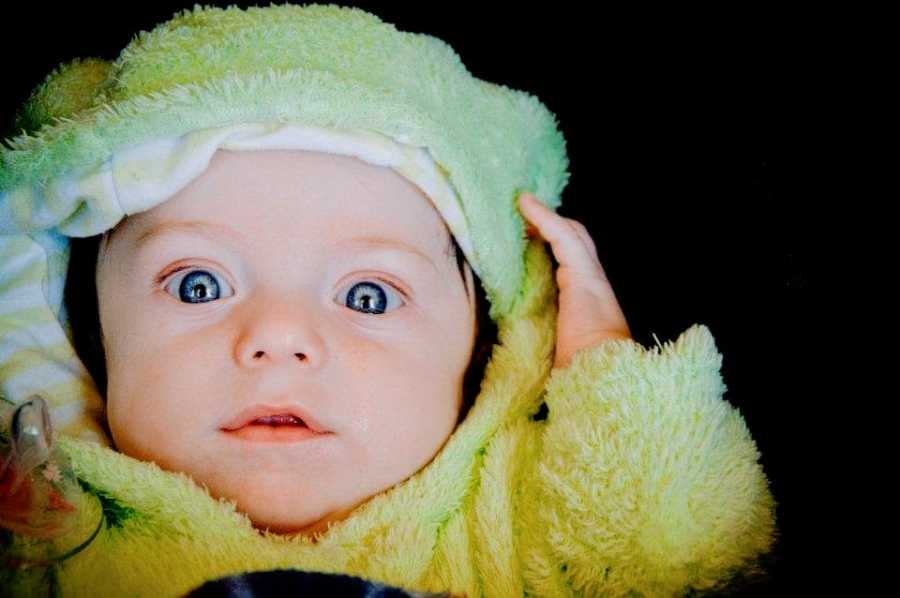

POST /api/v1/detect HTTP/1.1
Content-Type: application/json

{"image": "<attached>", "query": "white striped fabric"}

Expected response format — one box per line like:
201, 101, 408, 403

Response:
0, 122, 473, 447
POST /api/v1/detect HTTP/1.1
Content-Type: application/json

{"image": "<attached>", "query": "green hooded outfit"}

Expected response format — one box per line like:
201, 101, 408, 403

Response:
0, 4, 778, 596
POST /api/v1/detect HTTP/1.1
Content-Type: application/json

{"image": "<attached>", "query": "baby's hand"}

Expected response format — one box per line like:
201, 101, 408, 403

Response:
518, 192, 633, 370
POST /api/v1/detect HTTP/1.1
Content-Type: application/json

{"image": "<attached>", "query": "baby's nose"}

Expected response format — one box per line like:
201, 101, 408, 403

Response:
233, 294, 324, 368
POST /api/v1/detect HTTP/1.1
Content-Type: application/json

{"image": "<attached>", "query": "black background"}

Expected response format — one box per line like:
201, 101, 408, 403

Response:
1, 2, 822, 594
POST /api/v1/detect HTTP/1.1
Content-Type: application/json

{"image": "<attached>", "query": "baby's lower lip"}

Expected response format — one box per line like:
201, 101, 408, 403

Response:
225, 423, 329, 443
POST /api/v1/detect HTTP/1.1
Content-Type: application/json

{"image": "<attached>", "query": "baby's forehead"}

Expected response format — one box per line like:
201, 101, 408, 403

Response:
112, 205, 454, 268
110, 150, 456, 258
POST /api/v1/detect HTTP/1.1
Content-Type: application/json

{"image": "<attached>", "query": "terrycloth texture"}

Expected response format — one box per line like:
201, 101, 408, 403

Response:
1, 241, 779, 597
0, 2, 568, 446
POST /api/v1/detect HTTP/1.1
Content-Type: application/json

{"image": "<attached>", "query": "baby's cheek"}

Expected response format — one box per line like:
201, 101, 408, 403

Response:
378, 374, 459, 470
105, 345, 189, 463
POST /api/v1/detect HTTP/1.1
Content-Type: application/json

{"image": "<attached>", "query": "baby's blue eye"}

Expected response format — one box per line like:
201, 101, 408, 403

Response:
165, 269, 234, 304
340, 280, 404, 315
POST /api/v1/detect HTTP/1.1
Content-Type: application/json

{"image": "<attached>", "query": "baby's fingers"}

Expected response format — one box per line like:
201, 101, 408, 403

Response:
517, 191, 632, 366
518, 192, 608, 289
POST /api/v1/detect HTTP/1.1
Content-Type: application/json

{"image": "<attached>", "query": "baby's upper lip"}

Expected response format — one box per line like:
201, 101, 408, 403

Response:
222, 403, 330, 434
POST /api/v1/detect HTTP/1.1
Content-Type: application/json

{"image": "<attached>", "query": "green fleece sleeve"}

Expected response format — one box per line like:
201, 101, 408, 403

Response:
520, 324, 779, 597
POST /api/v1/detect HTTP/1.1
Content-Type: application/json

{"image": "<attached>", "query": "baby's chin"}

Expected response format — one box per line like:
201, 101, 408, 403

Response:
227, 485, 336, 536
250, 503, 361, 540
208, 472, 370, 539
244, 500, 366, 541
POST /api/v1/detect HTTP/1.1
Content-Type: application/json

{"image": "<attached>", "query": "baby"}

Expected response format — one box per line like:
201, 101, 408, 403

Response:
1, 5, 775, 595
65, 146, 630, 540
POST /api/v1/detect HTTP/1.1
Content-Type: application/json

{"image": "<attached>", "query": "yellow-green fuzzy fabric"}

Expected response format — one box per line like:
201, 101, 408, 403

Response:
1, 242, 779, 597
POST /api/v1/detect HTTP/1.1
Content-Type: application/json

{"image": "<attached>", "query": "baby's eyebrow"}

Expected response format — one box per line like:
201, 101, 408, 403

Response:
134, 220, 243, 249
334, 236, 440, 271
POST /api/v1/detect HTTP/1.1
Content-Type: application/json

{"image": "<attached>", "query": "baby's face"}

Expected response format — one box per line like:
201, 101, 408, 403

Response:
96, 149, 477, 537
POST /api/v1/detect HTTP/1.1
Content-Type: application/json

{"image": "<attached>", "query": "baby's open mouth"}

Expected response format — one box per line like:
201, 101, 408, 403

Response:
250, 415, 306, 427
224, 412, 330, 444
222, 403, 331, 435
